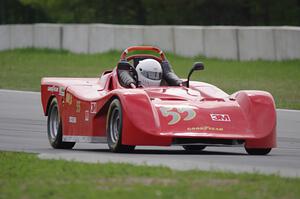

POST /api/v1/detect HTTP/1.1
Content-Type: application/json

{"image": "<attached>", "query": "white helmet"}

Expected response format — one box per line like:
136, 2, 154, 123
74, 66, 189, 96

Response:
136, 59, 162, 87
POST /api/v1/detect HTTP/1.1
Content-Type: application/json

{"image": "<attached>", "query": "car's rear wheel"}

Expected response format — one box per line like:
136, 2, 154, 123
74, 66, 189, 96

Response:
182, 145, 206, 151
47, 98, 75, 149
245, 148, 271, 155
107, 99, 135, 153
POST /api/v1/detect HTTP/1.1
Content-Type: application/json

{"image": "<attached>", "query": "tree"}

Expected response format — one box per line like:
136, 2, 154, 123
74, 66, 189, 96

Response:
0, 0, 298, 25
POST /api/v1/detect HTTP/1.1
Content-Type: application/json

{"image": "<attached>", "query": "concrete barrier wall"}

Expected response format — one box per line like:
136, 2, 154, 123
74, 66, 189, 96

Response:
203, 26, 238, 60
238, 27, 276, 60
143, 26, 174, 52
174, 26, 204, 57
274, 27, 300, 60
33, 24, 62, 49
1, 24, 300, 60
89, 24, 114, 53
62, 24, 89, 53
0, 25, 10, 50
10, 25, 33, 49
114, 25, 144, 50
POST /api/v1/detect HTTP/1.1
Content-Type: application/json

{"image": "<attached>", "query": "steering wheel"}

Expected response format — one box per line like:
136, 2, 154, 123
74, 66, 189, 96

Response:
117, 61, 139, 88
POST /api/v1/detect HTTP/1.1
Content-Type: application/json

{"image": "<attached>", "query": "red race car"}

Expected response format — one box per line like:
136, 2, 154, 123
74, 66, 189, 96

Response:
41, 46, 276, 155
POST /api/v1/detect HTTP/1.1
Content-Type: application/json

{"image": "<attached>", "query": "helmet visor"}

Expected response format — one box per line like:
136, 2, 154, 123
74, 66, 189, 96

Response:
141, 70, 162, 80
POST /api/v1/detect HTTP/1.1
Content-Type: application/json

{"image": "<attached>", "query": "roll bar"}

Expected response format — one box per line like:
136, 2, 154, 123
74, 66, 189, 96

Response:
120, 46, 166, 61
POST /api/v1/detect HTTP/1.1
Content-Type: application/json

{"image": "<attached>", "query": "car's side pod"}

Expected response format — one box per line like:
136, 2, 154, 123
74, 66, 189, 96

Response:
109, 89, 171, 146
233, 90, 277, 149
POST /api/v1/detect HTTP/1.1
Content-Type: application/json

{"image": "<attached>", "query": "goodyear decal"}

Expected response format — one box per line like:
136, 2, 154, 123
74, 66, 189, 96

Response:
187, 126, 223, 131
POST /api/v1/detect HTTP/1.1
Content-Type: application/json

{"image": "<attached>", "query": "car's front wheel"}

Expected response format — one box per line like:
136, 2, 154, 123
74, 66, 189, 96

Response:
245, 148, 271, 155
107, 99, 135, 153
47, 98, 75, 149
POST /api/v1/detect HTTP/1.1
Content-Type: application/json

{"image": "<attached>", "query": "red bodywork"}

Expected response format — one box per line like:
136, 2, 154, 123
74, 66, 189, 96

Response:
41, 46, 276, 149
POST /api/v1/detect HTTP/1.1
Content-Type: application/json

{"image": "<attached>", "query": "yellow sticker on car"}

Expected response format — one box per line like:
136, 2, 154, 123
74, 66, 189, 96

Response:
66, 93, 72, 105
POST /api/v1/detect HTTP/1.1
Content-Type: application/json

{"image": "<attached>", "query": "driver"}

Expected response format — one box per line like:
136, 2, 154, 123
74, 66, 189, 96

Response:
118, 58, 182, 88
119, 59, 162, 88
135, 59, 162, 87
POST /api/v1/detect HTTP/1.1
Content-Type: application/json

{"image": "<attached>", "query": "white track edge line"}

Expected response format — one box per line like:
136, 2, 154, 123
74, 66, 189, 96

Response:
0, 89, 40, 95
277, 109, 300, 113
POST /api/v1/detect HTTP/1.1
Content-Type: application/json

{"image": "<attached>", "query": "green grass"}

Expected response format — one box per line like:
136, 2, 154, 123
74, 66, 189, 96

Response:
0, 48, 299, 109
0, 151, 299, 199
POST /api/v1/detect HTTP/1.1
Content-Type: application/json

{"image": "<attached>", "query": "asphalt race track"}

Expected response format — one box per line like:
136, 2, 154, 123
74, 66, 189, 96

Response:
1, 89, 300, 178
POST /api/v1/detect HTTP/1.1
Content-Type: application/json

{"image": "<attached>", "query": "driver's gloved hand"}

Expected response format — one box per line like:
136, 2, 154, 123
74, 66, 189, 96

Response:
119, 70, 137, 88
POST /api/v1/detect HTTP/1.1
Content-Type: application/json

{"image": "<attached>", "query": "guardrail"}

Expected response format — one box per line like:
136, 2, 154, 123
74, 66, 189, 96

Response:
0, 24, 299, 60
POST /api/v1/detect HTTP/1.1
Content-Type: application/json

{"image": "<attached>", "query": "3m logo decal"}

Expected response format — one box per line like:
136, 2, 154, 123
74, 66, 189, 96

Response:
160, 106, 196, 125
210, 114, 231, 122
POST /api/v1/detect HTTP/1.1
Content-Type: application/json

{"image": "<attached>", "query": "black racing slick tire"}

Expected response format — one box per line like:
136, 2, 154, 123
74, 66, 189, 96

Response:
245, 148, 272, 155
107, 99, 135, 153
47, 98, 75, 149
182, 145, 206, 151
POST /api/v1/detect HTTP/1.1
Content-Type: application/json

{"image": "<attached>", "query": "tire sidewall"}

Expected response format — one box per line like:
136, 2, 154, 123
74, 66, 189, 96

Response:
245, 148, 272, 155
47, 98, 62, 147
107, 99, 123, 151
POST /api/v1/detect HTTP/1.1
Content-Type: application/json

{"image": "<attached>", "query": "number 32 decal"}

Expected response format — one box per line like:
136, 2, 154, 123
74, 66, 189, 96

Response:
159, 107, 196, 125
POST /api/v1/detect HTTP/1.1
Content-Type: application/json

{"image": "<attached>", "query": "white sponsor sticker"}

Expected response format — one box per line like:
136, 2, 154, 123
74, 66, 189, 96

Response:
85, 110, 89, 121
90, 102, 97, 114
47, 85, 59, 92
62, 136, 107, 143
59, 87, 65, 96
210, 114, 231, 122
69, 116, 77, 124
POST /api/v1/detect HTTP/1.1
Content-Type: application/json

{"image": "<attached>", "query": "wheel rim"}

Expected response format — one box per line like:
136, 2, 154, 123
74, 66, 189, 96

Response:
109, 108, 121, 144
49, 104, 59, 139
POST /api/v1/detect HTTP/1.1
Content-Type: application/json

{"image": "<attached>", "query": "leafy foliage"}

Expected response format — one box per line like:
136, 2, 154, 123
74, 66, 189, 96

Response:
1, 0, 300, 25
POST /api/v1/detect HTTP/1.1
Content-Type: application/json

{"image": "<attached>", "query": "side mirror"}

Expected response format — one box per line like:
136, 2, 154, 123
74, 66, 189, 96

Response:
186, 62, 204, 87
